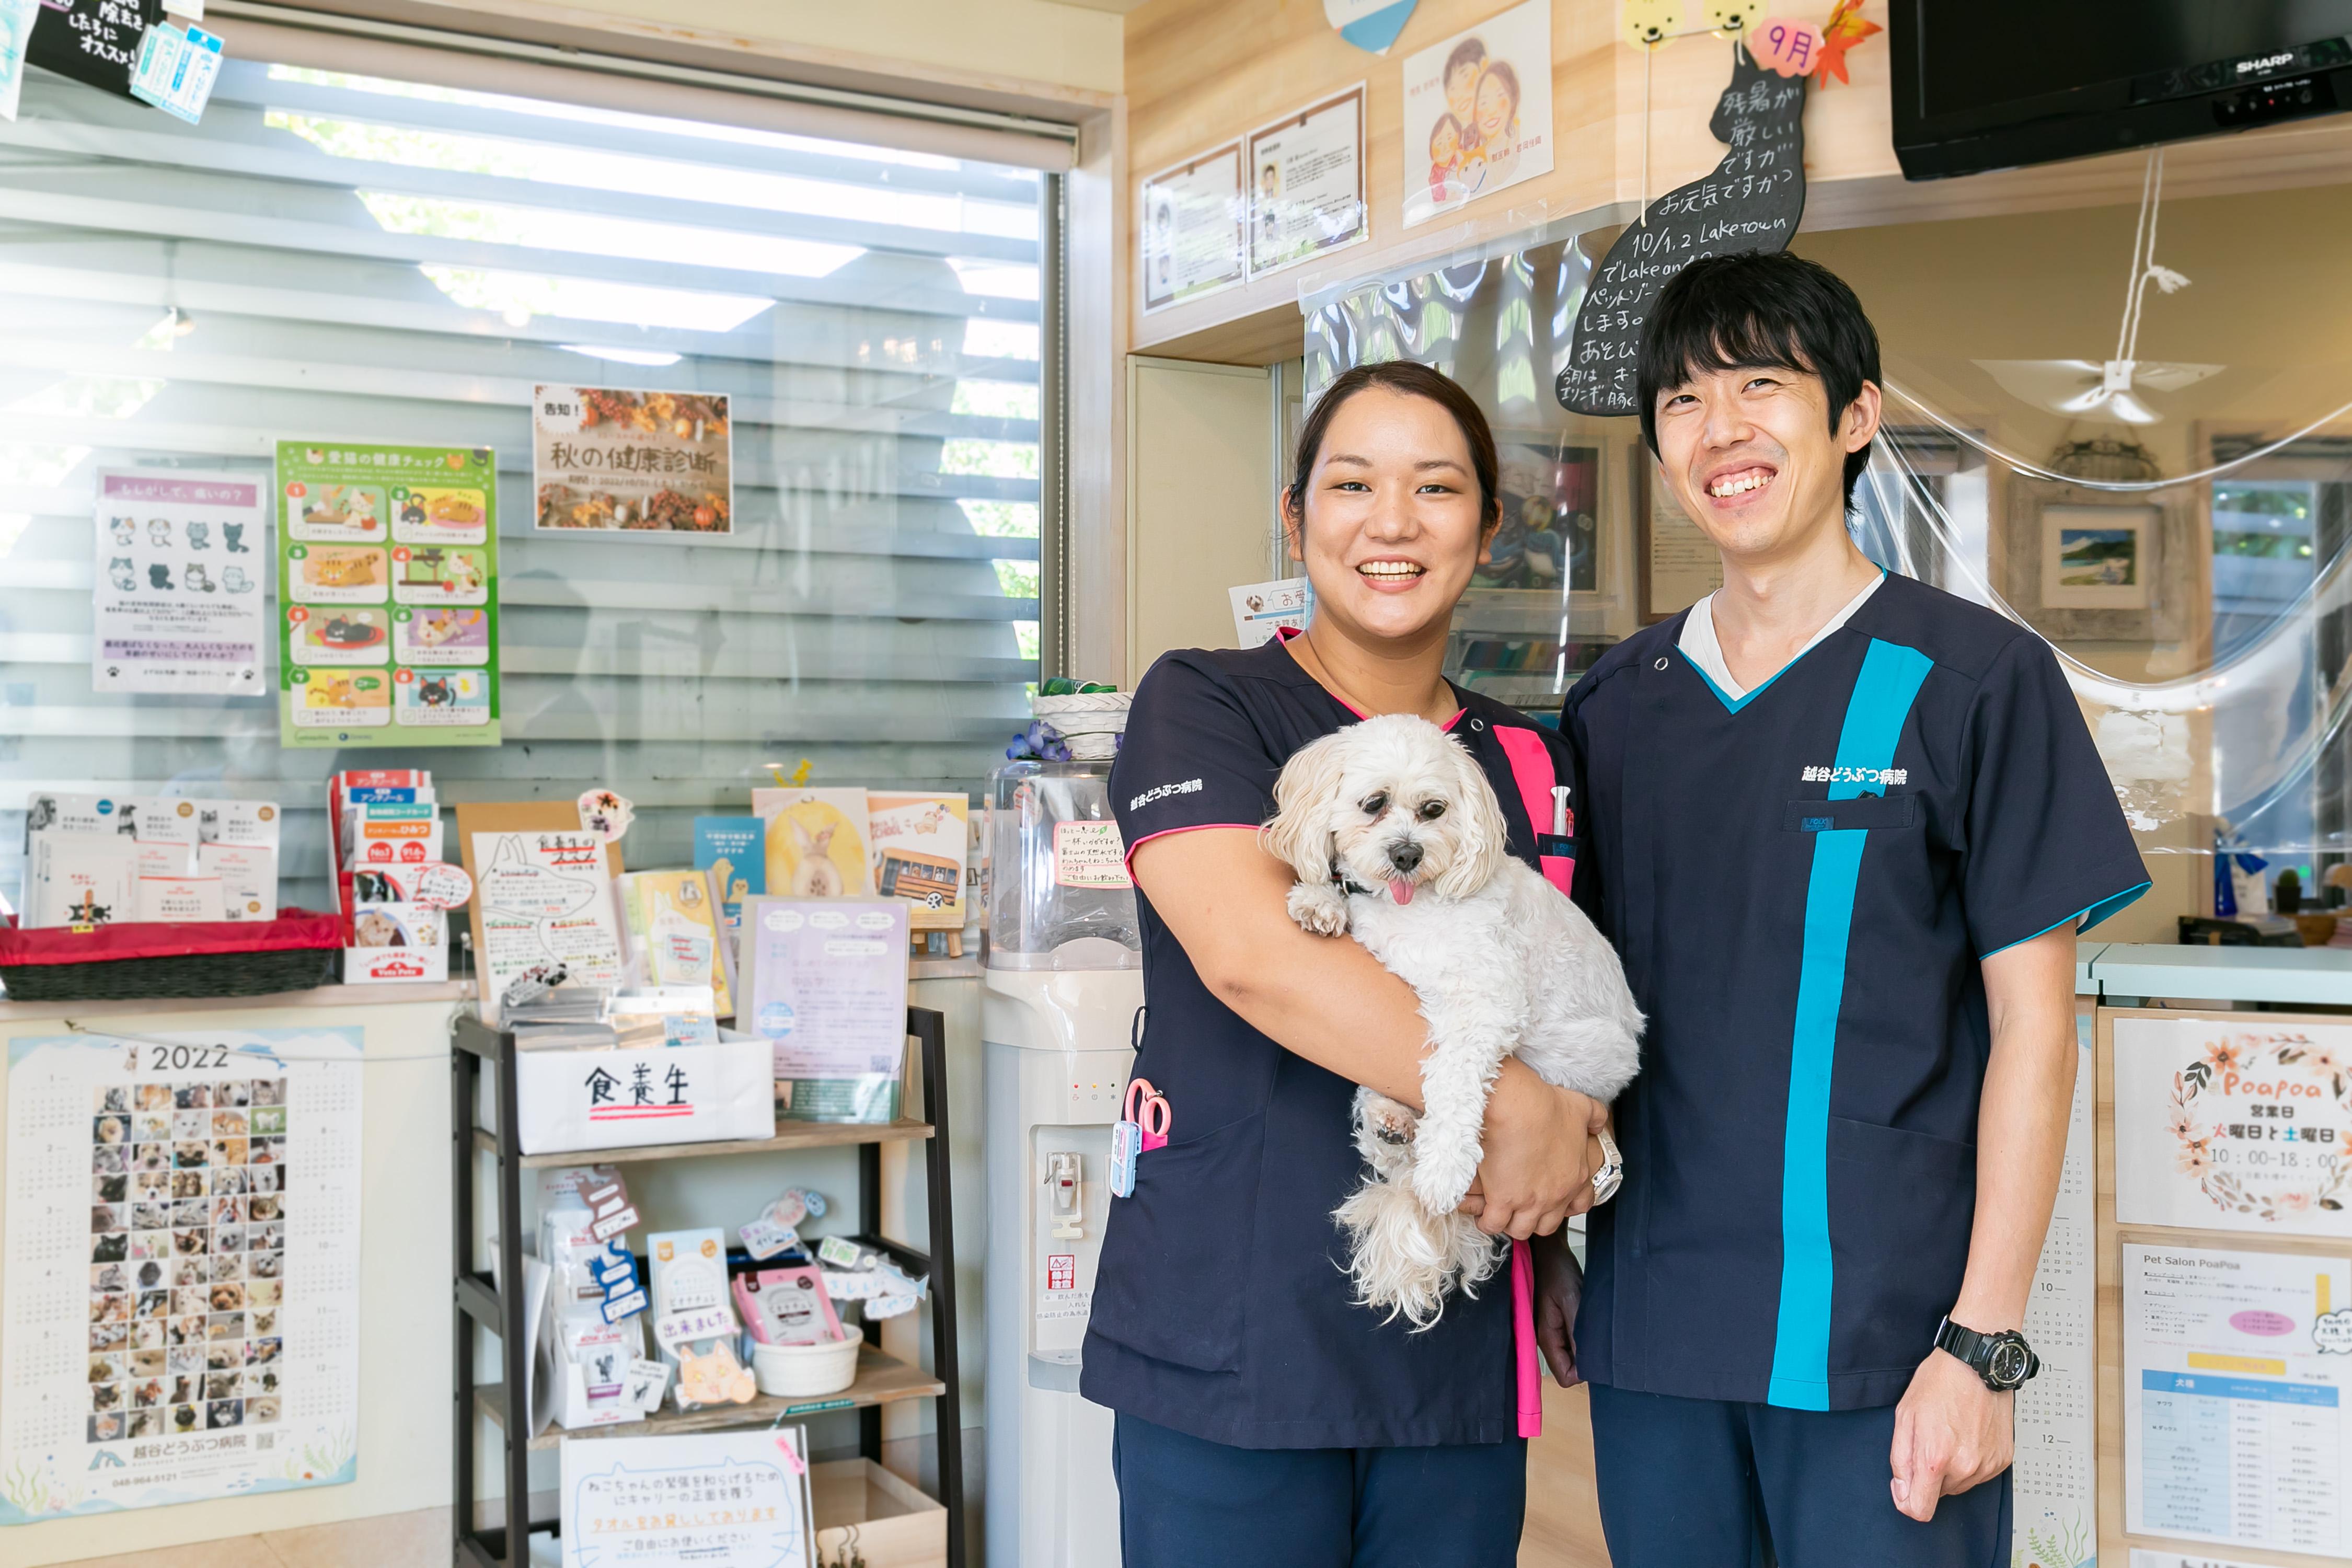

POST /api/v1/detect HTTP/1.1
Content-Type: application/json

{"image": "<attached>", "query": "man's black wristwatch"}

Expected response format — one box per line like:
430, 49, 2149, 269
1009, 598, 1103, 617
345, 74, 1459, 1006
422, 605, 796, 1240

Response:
1934, 1316, 2039, 1391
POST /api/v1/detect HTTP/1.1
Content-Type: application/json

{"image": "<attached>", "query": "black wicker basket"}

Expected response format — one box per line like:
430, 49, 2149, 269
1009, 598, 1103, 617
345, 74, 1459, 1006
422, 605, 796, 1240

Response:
0, 910, 344, 1004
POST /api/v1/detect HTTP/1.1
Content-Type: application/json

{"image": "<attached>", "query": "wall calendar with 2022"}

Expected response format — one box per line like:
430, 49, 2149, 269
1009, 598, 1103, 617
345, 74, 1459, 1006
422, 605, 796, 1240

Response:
1, 1028, 362, 1525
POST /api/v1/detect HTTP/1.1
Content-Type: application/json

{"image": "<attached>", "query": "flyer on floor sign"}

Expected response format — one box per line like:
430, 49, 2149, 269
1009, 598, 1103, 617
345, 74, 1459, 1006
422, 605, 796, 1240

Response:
92, 468, 268, 696
2123, 1242, 2352, 1557
275, 441, 501, 748
1, 1028, 362, 1524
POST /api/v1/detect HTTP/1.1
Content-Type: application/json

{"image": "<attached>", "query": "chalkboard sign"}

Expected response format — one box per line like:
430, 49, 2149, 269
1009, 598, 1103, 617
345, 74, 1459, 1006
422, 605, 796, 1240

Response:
29, 0, 165, 102
1556, 47, 1808, 417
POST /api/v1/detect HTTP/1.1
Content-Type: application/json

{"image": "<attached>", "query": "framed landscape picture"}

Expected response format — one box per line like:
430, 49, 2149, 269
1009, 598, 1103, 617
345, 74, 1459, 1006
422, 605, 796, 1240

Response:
2040, 503, 2154, 609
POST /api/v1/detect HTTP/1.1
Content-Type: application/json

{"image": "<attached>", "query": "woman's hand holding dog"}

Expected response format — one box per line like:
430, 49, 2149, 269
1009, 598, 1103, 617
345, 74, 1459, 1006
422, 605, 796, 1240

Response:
1455, 1062, 1605, 1240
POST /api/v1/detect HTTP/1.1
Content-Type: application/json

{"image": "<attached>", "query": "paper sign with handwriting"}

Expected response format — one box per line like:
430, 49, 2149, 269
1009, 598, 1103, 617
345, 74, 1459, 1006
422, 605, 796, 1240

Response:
470, 832, 624, 1024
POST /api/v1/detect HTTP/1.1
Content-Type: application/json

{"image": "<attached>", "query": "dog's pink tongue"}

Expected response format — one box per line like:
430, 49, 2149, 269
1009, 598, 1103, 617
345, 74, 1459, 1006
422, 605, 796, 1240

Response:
1389, 878, 1415, 906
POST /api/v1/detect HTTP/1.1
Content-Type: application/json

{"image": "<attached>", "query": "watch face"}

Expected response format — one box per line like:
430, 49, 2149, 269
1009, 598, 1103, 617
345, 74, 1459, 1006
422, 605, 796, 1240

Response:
1592, 1165, 1622, 1203
1987, 1341, 2030, 1387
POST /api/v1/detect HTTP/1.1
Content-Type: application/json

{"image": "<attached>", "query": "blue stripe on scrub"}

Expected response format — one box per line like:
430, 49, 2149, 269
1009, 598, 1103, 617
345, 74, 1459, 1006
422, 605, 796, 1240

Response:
1766, 638, 1935, 1411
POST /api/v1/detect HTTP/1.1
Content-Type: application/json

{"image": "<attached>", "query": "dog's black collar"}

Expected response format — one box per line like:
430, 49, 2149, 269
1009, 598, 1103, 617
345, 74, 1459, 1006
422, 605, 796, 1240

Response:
1330, 863, 1375, 896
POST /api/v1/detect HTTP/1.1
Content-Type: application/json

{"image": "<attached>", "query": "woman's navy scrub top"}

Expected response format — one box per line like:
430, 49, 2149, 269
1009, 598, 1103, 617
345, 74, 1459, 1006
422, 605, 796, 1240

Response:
1563, 571, 2147, 1412
1082, 632, 1578, 1450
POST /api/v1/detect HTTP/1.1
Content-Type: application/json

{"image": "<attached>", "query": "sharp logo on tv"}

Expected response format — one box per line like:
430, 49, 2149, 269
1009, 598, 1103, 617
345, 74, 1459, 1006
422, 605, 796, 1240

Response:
2240, 52, 2297, 75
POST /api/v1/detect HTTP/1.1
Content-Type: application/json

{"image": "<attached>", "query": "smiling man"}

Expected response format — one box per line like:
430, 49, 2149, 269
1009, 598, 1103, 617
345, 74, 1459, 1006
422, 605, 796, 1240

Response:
1552, 252, 2149, 1565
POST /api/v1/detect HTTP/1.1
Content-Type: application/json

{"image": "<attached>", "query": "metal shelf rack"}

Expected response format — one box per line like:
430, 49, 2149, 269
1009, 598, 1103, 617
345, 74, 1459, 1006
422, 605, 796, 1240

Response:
450, 1006, 965, 1567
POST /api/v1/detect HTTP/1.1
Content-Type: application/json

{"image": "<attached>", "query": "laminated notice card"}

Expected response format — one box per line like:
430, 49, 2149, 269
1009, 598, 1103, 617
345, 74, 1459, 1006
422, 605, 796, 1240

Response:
531, 385, 732, 534
2115, 1016, 2352, 1236
2012, 1012, 2096, 1568
276, 441, 500, 748
93, 469, 268, 695
1139, 141, 1244, 312
471, 832, 626, 1025
2130, 1553, 2271, 1567
1, 1028, 362, 1524
2125, 1242, 2352, 1557
740, 898, 908, 1123
560, 1427, 812, 1568
1245, 85, 1367, 278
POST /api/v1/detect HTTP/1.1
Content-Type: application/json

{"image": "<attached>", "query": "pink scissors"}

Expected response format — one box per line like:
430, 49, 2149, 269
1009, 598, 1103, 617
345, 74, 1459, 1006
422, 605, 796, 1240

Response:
1124, 1078, 1171, 1151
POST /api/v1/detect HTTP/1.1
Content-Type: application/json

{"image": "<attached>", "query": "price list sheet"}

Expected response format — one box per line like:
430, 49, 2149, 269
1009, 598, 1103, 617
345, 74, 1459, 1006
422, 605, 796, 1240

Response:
2125, 1243, 2352, 1557
2012, 1014, 2097, 1568
2, 1029, 362, 1525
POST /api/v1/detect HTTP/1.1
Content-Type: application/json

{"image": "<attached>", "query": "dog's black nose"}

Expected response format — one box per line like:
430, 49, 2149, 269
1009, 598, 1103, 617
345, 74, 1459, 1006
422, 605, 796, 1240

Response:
1387, 841, 1423, 873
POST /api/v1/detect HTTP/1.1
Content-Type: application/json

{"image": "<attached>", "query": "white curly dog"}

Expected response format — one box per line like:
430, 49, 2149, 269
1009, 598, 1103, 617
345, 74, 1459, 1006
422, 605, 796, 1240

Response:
1264, 712, 1643, 1328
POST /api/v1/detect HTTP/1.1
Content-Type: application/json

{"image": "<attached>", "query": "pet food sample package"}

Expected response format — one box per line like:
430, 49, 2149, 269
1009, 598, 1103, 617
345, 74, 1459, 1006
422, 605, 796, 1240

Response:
329, 770, 450, 984
197, 844, 278, 921
752, 788, 872, 897
647, 1228, 755, 1411
19, 793, 284, 928
737, 897, 909, 1123
275, 440, 500, 749
25, 832, 138, 928
734, 1264, 844, 1346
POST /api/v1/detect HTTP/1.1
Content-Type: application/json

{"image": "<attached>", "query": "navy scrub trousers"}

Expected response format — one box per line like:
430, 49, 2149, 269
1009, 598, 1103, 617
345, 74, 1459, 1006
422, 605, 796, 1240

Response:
1587, 1385, 2011, 1567
1113, 1413, 1527, 1568
1090, 634, 1587, 1564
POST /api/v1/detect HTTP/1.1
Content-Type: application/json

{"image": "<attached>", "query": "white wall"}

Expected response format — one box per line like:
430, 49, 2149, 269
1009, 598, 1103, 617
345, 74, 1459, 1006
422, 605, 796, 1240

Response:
1126, 356, 1279, 672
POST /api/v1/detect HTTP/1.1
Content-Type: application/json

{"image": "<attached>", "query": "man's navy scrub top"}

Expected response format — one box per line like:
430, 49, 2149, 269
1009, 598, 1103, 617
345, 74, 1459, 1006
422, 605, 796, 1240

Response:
1563, 571, 2148, 1412
1082, 633, 1577, 1450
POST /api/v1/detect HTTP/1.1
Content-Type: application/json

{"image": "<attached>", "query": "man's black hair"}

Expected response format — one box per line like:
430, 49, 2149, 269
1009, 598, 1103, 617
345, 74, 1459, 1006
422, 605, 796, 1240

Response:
1635, 250, 1883, 510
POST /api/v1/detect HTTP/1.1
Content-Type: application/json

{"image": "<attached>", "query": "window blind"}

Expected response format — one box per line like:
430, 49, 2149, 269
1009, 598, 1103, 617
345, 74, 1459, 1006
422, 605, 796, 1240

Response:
0, 49, 1048, 921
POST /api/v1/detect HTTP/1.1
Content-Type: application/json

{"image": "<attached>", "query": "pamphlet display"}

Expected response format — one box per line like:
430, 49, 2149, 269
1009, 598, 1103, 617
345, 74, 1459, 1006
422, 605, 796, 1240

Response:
28, 0, 162, 101
532, 385, 733, 534
2124, 1242, 2352, 1556
739, 897, 909, 1123
275, 441, 501, 748
92, 469, 268, 696
21, 793, 281, 928
1, 1028, 362, 1524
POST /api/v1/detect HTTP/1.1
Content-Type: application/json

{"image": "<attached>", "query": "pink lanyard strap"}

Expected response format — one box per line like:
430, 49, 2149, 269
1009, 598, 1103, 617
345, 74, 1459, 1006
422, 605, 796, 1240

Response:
1489, 723, 1569, 1439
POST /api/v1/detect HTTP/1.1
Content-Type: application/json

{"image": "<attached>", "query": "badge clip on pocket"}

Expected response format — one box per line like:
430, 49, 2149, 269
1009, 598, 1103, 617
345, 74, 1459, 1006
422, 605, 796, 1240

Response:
1111, 1077, 1171, 1198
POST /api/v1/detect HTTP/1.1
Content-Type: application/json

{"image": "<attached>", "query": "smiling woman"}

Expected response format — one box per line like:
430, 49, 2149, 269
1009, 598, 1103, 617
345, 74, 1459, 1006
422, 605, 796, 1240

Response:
1089, 360, 1608, 1567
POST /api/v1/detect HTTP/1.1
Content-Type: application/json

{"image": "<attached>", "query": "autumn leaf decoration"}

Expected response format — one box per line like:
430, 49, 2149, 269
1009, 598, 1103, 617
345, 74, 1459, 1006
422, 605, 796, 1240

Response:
1811, 0, 1882, 86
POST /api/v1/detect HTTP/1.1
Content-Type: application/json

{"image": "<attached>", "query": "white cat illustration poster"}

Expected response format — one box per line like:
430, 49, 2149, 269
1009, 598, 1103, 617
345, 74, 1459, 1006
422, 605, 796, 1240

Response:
468, 831, 626, 1024
91, 469, 269, 696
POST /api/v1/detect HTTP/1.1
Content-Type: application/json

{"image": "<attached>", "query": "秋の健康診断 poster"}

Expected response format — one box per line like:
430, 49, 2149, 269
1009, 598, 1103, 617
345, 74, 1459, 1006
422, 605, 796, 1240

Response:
275, 442, 500, 748
1401, 0, 1554, 228
532, 386, 733, 534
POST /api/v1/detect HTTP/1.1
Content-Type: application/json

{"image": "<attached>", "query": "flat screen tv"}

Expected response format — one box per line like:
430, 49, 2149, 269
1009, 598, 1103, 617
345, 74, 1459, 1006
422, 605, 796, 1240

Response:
1891, 1, 2352, 180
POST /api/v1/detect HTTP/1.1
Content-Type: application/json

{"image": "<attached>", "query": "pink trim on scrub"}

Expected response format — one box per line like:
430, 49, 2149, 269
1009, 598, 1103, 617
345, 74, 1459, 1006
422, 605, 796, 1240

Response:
1122, 821, 1261, 873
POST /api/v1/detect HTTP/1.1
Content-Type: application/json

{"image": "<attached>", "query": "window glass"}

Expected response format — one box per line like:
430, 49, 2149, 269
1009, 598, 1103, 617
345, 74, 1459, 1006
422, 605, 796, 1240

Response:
0, 56, 1047, 916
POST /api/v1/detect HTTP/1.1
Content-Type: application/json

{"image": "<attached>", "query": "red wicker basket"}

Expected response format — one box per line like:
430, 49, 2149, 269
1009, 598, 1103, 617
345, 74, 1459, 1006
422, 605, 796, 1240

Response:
0, 909, 347, 1002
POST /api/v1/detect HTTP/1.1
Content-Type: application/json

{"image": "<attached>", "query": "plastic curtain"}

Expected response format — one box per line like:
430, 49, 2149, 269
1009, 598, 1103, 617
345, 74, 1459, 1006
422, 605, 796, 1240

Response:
1303, 229, 2352, 865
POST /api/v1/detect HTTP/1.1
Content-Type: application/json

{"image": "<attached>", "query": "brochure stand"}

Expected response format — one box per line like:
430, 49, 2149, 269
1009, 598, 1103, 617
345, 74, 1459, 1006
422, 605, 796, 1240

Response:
450, 1006, 966, 1567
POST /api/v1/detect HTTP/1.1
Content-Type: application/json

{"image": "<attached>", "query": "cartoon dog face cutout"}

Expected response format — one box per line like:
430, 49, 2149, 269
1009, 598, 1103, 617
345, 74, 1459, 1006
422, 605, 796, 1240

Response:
1623, 0, 1683, 45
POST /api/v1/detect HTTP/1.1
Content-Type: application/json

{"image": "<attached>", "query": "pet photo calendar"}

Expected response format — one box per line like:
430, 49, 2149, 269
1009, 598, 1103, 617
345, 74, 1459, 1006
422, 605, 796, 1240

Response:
91, 469, 269, 697
275, 441, 501, 750
1, 1028, 363, 1524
